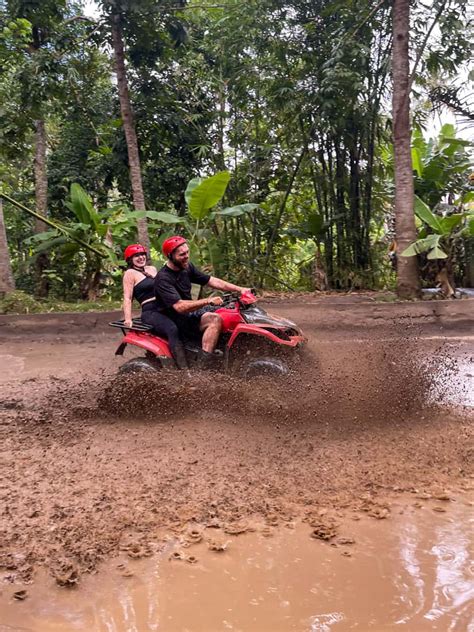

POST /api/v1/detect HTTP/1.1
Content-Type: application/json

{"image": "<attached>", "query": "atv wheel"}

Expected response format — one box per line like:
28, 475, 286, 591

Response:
239, 356, 290, 379
119, 357, 160, 374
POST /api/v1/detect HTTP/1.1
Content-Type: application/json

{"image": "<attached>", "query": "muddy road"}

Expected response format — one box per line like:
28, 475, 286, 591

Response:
0, 296, 472, 629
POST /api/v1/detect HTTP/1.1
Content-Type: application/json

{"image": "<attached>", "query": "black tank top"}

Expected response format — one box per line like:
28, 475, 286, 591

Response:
132, 275, 155, 305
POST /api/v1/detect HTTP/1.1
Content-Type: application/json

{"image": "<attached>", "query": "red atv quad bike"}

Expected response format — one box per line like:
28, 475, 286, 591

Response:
109, 290, 306, 378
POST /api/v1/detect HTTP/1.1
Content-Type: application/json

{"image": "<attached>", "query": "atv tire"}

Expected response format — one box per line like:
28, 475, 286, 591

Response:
239, 356, 290, 379
119, 357, 160, 374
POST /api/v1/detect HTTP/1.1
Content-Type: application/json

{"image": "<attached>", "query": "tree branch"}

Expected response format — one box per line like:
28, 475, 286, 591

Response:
407, 0, 449, 92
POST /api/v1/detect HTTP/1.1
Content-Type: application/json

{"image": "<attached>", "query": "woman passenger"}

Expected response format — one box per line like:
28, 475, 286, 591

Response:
122, 244, 188, 369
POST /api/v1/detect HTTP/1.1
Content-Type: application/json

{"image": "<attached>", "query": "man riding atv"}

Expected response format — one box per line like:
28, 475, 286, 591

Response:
154, 236, 251, 370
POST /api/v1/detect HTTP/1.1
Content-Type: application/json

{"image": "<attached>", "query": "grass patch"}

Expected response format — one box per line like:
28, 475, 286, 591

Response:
0, 291, 122, 314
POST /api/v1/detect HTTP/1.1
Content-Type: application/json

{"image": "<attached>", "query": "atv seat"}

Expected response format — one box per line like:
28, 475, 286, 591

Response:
109, 318, 154, 333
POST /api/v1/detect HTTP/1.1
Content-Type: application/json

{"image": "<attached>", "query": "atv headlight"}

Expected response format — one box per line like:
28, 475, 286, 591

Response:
242, 306, 300, 332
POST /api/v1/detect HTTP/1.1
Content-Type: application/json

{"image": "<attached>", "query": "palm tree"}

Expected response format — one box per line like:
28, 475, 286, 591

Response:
0, 198, 15, 296
392, 0, 421, 298
110, 11, 150, 251
33, 118, 49, 297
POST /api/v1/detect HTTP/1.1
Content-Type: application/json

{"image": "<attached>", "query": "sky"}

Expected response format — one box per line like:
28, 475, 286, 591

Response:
83, 0, 100, 19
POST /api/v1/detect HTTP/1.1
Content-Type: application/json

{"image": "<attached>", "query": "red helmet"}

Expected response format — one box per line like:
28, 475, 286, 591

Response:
124, 244, 147, 261
162, 235, 187, 258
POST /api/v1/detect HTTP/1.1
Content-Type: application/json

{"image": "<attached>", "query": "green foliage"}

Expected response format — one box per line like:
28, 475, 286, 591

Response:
0, 290, 42, 314
186, 171, 230, 220
411, 125, 472, 208
0, 290, 122, 314
216, 203, 260, 218
402, 196, 473, 260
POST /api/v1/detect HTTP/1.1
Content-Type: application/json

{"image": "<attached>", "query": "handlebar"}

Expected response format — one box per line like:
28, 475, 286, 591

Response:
218, 288, 257, 307
220, 291, 241, 303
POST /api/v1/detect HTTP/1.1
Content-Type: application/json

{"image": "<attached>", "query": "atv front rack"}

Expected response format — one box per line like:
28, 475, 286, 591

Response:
109, 318, 154, 333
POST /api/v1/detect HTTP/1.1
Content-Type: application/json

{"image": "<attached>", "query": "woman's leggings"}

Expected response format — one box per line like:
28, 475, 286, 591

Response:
140, 302, 182, 353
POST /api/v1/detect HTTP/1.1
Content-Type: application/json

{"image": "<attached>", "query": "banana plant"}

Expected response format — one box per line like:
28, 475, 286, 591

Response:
182, 171, 261, 269
401, 196, 474, 260
24, 183, 185, 298
401, 195, 473, 297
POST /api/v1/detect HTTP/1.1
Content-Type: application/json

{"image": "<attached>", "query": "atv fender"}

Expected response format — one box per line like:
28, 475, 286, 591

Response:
115, 331, 173, 358
227, 323, 305, 349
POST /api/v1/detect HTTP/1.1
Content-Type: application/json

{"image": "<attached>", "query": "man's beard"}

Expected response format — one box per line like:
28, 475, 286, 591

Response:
171, 255, 189, 270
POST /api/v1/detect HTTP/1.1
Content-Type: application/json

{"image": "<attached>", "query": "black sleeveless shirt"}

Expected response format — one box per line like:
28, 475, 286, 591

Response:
132, 275, 155, 305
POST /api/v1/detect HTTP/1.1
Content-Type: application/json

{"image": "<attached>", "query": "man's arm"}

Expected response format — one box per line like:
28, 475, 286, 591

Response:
207, 276, 251, 293
172, 295, 222, 314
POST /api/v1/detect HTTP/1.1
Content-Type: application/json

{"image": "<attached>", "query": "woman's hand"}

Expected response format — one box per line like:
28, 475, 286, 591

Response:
124, 319, 133, 328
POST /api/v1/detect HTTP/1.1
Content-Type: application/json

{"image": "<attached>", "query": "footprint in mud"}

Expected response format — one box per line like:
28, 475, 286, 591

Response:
359, 498, 390, 519
367, 506, 390, 520
121, 541, 153, 559
183, 527, 204, 544
116, 563, 134, 578
336, 537, 355, 546
309, 522, 338, 541
52, 560, 79, 587
265, 513, 279, 526
169, 550, 199, 564
223, 519, 251, 535
433, 490, 452, 501
207, 538, 230, 552
261, 526, 275, 538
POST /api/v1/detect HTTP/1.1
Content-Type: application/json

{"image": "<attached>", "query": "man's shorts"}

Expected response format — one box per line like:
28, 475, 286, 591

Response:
171, 305, 218, 339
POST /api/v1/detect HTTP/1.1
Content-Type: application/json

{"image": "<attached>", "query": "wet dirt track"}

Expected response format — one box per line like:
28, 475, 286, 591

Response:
0, 296, 473, 629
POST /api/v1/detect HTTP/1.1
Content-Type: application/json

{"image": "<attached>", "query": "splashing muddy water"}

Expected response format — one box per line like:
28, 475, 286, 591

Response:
1, 498, 472, 631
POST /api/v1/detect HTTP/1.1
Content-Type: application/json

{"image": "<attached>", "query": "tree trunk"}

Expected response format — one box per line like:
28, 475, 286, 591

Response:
392, 0, 421, 299
111, 12, 150, 252
34, 118, 50, 298
464, 238, 474, 287
0, 198, 15, 297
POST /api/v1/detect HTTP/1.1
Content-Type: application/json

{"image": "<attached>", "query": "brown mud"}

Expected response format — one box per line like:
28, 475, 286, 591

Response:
0, 297, 472, 601
3, 501, 472, 631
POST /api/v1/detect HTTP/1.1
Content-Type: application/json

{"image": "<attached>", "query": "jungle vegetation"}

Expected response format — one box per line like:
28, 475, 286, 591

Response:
0, 0, 472, 305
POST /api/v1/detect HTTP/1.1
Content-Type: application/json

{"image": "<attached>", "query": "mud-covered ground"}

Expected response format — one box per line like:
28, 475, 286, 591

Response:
0, 295, 472, 588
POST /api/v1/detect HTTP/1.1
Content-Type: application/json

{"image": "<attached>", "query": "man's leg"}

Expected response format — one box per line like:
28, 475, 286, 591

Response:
199, 313, 222, 353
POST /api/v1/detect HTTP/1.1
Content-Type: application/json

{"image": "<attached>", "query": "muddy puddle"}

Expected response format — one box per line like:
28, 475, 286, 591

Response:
2, 498, 472, 632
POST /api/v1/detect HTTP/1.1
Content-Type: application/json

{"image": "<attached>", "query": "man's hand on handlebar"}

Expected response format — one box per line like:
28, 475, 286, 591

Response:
207, 295, 224, 306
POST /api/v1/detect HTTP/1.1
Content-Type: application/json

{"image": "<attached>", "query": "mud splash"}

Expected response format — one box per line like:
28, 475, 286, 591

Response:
95, 328, 460, 424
